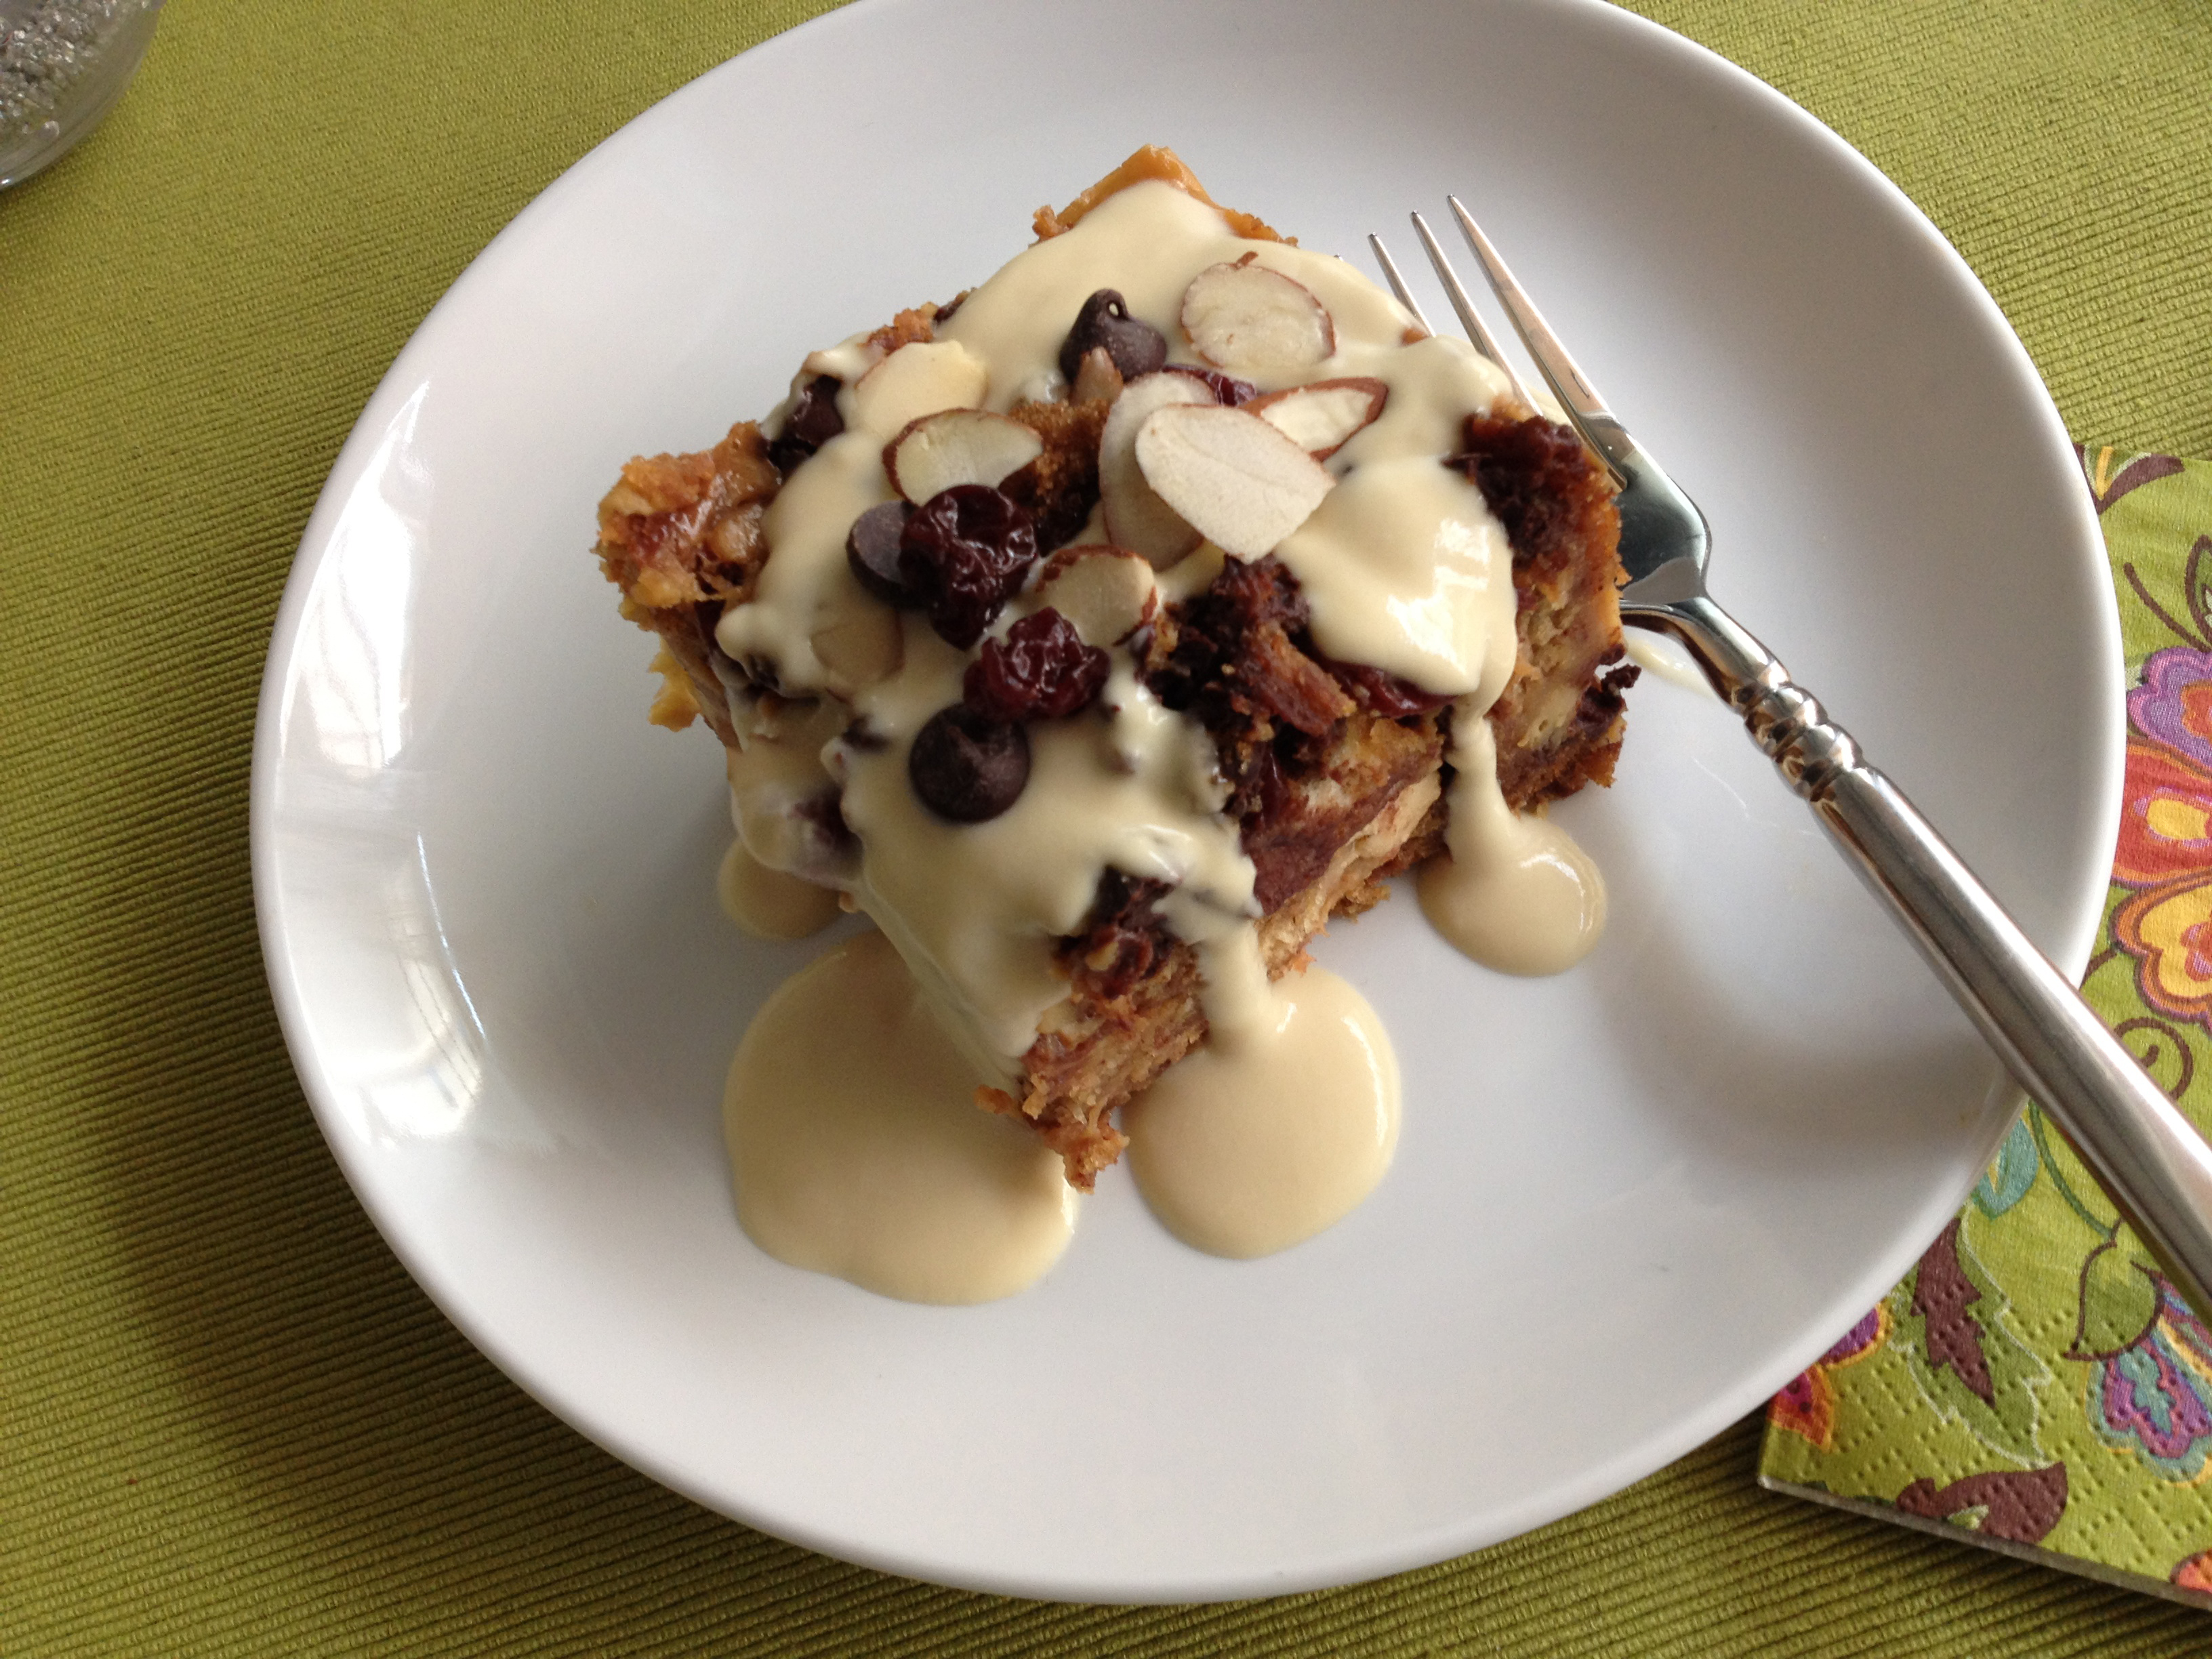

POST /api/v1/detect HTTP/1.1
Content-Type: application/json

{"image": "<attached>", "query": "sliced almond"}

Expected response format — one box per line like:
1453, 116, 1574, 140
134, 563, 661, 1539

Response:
1161, 365, 1253, 405
850, 340, 989, 437
884, 408, 1044, 503
809, 607, 904, 691
1033, 549, 1158, 647
1245, 377, 1389, 459
1133, 404, 1336, 558
800, 332, 884, 385
1179, 256, 1335, 380
1098, 370, 1216, 567
1071, 345, 1125, 405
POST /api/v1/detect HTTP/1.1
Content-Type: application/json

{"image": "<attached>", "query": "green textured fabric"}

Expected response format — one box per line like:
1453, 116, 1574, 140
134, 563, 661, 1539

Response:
4, 1, 2209, 1654
1759, 453, 2212, 1605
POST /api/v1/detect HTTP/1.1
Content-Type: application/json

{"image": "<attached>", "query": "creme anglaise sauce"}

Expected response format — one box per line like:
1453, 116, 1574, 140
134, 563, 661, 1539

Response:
710, 180, 1607, 1300
724, 930, 1075, 1304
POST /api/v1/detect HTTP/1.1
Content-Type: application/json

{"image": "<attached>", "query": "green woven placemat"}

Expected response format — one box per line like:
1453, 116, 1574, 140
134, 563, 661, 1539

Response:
5, 2, 2209, 1654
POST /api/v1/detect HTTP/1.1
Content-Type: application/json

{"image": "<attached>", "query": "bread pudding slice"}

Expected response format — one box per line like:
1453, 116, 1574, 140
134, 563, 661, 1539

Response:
594, 147, 1634, 1189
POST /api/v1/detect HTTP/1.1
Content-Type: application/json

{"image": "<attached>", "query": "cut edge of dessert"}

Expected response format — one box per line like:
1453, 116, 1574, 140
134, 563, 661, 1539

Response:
592, 145, 1637, 1196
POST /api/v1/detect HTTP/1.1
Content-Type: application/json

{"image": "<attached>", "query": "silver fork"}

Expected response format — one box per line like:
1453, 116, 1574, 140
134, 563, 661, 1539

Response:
1378, 200, 2212, 1319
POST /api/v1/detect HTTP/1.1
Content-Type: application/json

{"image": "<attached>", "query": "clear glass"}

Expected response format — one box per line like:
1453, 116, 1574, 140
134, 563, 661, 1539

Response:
0, 0, 163, 190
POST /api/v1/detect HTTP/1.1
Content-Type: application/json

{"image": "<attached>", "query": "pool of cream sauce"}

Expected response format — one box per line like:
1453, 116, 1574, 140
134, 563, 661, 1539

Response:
723, 931, 1075, 1303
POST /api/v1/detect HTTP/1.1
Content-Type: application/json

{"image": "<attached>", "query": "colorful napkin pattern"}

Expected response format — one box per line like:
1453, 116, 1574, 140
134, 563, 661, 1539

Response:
1759, 448, 2212, 1607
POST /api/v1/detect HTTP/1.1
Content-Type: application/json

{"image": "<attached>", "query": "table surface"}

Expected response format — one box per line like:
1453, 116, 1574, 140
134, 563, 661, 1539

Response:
5, 1, 2210, 1653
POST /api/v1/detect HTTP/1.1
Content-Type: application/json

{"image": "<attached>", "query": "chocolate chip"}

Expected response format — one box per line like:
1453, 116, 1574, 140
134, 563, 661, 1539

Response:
846, 500, 916, 605
1058, 289, 1168, 387
909, 705, 1029, 822
767, 375, 845, 474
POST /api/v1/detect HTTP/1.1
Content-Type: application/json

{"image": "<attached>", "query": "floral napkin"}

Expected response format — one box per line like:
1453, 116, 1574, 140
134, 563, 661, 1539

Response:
1759, 447, 2212, 1607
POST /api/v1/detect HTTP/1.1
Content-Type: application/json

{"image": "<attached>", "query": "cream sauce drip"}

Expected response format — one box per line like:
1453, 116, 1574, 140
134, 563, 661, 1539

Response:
1274, 451, 1511, 696
722, 697, 851, 879
717, 839, 841, 940
1419, 710, 1607, 975
833, 639, 1253, 1079
1125, 965, 1400, 1258
723, 930, 1076, 1304
1624, 629, 1715, 695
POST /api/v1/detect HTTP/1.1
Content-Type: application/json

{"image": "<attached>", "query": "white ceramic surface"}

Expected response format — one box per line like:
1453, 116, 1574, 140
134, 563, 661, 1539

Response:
251, 0, 2120, 1602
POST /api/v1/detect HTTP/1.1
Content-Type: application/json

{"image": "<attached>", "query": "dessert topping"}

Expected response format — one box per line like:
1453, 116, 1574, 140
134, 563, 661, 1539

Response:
720, 181, 1554, 1100
909, 704, 1032, 822
1246, 377, 1389, 459
1057, 288, 1169, 386
767, 375, 844, 474
898, 484, 1039, 648
722, 931, 1076, 1305
809, 608, 904, 689
1031, 548, 1158, 647
1180, 255, 1336, 380
1166, 365, 1258, 406
962, 608, 1110, 723
1098, 370, 1215, 567
1071, 347, 1125, 405
851, 340, 991, 436
846, 499, 916, 604
885, 408, 1046, 504
1132, 403, 1336, 558
1418, 709, 1607, 975
1123, 962, 1400, 1259
718, 838, 843, 941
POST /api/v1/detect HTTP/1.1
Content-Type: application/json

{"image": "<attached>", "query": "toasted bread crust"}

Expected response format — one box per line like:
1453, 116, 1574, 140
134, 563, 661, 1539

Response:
1032, 144, 1290, 245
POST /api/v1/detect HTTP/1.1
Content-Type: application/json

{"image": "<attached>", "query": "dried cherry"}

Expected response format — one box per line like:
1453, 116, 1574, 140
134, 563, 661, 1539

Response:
909, 705, 1030, 822
897, 485, 1038, 649
964, 607, 1110, 722
1058, 289, 1168, 386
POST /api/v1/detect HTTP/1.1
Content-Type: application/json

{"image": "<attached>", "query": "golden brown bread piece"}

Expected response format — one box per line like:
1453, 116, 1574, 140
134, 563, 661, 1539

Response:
1460, 409, 1637, 808
592, 423, 777, 745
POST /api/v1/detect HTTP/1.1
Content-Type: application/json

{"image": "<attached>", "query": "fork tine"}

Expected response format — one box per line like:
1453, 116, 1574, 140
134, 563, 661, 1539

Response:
1407, 212, 1529, 403
1444, 196, 1630, 480
1365, 233, 1436, 340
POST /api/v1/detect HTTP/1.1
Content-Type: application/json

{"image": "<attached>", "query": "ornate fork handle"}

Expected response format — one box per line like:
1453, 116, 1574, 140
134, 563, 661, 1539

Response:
1647, 592, 2212, 1314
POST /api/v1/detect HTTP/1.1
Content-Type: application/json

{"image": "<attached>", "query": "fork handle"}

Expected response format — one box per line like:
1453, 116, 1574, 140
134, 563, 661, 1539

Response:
1637, 595, 2212, 1317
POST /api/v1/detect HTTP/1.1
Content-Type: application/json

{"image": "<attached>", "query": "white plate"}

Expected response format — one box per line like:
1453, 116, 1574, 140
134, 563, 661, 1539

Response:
251, 0, 2119, 1602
